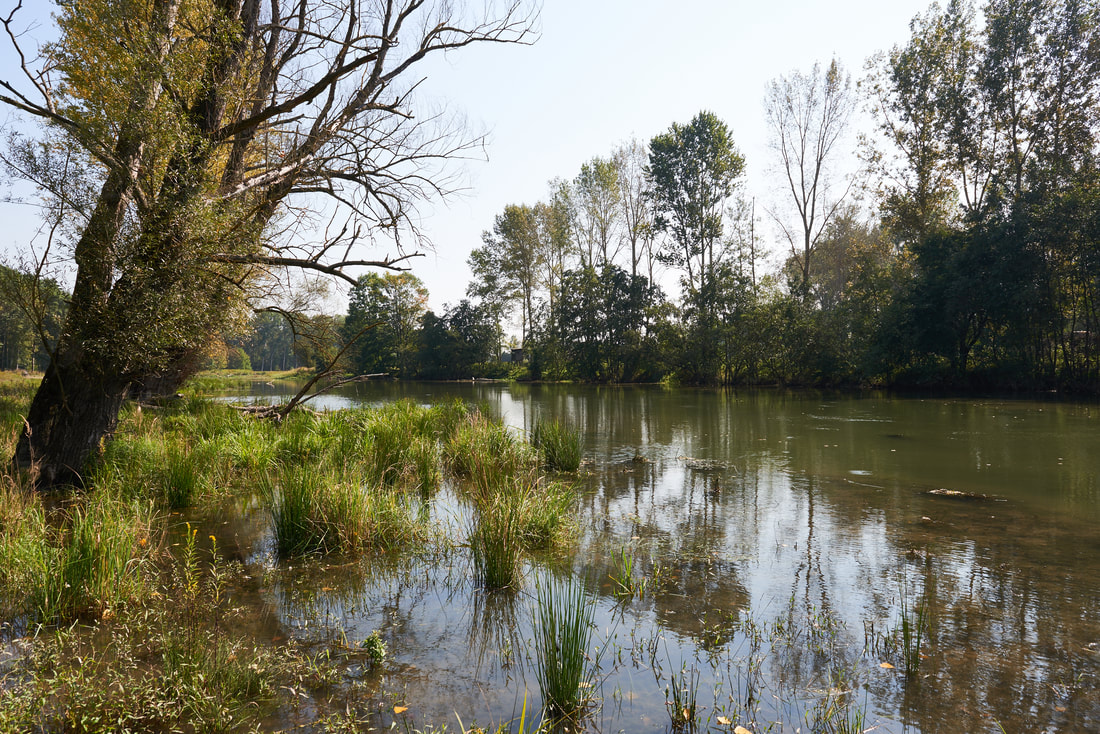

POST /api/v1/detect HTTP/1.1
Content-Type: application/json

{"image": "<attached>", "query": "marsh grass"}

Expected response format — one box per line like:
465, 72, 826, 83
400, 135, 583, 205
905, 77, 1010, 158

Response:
467, 474, 577, 589
898, 589, 929, 676
532, 574, 596, 722
531, 418, 583, 472
161, 441, 205, 508
0, 485, 155, 626
470, 495, 525, 589
41, 493, 154, 621
446, 413, 537, 493
0, 520, 339, 733
610, 545, 647, 598
664, 662, 700, 731
363, 413, 441, 492
264, 465, 428, 557
865, 587, 931, 676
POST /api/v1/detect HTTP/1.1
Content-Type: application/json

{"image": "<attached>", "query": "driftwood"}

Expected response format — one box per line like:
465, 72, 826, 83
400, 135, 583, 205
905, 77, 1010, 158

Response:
231, 372, 389, 420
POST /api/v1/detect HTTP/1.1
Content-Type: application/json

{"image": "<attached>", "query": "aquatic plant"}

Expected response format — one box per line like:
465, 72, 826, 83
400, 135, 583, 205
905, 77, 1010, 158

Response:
532, 574, 596, 722
264, 465, 427, 557
2, 489, 155, 625
446, 412, 536, 492
898, 589, 929, 676
469, 495, 525, 590
161, 440, 204, 509
664, 661, 700, 731
468, 474, 577, 590
610, 545, 647, 598
531, 417, 583, 472
863, 586, 931, 677
360, 630, 387, 666
0, 521, 338, 732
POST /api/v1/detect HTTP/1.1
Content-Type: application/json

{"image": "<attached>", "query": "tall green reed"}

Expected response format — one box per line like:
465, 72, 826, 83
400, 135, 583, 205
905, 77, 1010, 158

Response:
532, 574, 596, 722
531, 418, 583, 472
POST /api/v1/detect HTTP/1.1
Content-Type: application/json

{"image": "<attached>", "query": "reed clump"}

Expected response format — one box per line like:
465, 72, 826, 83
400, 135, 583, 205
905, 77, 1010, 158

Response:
0, 484, 155, 626
466, 471, 577, 589
533, 574, 596, 722
446, 412, 537, 493
531, 417, 583, 472
264, 465, 428, 558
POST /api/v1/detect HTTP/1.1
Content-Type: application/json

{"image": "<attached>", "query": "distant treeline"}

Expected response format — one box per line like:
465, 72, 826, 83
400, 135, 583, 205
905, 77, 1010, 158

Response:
241, 0, 1100, 389
20, 0, 1100, 393
445, 0, 1099, 391
0, 265, 66, 372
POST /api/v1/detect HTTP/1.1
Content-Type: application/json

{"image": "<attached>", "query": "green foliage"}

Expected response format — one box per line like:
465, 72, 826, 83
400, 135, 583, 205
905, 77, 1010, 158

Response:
359, 631, 387, 666
445, 413, 537, 494
530, 418, 582, 472
416, 300, 501, 380
0, 485, 154, 626
345, 272, 429, 377
532, 574, 596, 721
0, 266, 67, 372
555, 265, 663, 382
0, 522, 338, 732
647, 111, 745, 292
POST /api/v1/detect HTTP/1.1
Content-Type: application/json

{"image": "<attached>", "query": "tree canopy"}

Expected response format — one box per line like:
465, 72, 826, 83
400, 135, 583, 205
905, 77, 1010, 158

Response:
2, 0, 534, 485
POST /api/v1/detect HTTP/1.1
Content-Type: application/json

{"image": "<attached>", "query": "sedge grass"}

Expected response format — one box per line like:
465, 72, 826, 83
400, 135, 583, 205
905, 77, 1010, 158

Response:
1, 488, 156, 625
470, 495, 525, 590
467, 473, 577, 589
264, 465, 428, 557
446, 413, 537, 494
0, 521, 339, 733
531, 418, 583, 472
532, 574, 596, 722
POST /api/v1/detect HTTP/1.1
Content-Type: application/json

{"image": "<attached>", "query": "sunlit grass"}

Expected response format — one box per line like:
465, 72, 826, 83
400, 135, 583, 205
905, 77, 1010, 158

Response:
531, 417, 583, 472
263, 465, 429, 557
533, 574, 596, 722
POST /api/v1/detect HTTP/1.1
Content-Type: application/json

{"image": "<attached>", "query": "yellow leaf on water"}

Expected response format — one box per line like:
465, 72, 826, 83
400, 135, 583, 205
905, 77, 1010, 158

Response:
394, 706, 408, 714
735, 726, 754, 734
880, 662, 896, 669
716, 716, 732, 726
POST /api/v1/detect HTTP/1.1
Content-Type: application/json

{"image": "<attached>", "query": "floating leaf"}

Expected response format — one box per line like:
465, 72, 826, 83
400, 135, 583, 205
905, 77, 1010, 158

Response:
394, 705, 408, 714
717, 716, 732, 726
735, 726, 754, 734
880, 662, 895, 669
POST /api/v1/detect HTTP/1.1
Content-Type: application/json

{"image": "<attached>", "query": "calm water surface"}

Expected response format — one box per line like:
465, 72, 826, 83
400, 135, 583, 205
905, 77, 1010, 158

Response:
213, 382, 1100, 733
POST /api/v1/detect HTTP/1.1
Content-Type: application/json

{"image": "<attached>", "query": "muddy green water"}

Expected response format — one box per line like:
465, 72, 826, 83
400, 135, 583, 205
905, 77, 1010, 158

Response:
214, 382, 1100, 732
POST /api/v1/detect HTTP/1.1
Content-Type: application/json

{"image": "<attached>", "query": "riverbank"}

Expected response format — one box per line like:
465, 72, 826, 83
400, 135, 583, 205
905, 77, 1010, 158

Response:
2, 381, 1097, 732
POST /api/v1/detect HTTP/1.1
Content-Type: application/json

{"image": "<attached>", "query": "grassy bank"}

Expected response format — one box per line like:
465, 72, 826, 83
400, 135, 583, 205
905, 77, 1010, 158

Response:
0, 385, 581, 732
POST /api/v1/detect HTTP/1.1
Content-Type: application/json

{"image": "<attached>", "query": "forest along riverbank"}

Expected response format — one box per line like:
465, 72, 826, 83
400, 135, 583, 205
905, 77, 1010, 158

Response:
2, 378, 1097, 732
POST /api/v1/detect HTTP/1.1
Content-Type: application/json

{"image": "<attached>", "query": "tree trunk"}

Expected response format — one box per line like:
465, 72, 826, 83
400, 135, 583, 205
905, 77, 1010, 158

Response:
13, 353, 131, 488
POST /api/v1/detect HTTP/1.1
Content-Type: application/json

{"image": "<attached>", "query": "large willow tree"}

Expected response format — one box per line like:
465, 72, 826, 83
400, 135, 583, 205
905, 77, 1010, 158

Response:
0, 0, 532, 486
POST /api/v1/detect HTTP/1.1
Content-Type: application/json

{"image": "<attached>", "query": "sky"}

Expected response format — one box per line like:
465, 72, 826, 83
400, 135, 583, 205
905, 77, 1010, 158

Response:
0, 0, 937, 315
409, 0, 935, 312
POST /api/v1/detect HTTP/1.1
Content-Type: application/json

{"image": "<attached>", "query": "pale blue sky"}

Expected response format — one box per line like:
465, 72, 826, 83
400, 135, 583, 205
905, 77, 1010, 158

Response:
412, 0, 935, 310
1, 0, 936, 314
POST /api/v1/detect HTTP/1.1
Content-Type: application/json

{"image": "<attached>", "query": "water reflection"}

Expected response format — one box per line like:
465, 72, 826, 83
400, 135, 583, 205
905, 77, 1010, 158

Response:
209, 381, 1099, 731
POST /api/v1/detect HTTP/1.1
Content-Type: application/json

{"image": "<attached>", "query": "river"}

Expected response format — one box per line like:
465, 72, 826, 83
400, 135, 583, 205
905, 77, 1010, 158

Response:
216, 381, 1100, 732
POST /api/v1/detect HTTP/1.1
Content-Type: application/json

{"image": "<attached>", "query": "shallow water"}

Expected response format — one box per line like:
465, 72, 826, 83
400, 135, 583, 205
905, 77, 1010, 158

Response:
209, 382, 1100, 732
